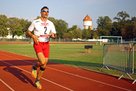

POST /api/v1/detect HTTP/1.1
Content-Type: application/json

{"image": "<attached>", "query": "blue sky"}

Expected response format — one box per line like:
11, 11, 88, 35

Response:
0, 0, 136, 29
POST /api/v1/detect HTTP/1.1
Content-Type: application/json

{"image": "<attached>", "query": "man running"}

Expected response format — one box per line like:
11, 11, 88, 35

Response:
27, 6, 56, 89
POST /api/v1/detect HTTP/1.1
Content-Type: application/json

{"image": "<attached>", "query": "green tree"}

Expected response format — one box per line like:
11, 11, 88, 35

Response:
121, 23, 133, 40
93, 29, 99, 39
63, 25, 82, 40
8, 17, 23, 38
49, 17, 68, 39
63, 32, 73, 39
82, 29, 91, 39
131, 17, 136, 38
114, 11, 129, 22
20, 19, 31, 32
72, 28, 82, 39
56, 19, 68, 38
110, 22, 121, 36
121, 17, 136, 40
113, 11, 131, 40
97, 16, 112, 36
20, 19, 31, 38
0, 15, 8, 37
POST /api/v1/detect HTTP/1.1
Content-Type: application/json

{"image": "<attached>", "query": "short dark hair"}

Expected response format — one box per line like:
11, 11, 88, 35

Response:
41, 6, 49, 12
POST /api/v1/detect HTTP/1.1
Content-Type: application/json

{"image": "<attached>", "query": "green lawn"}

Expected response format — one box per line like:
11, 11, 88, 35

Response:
0, 43, 103, 70
0, 43, 135, 79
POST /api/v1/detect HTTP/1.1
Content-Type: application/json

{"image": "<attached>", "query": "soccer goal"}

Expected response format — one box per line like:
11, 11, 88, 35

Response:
100, 36, 122, 44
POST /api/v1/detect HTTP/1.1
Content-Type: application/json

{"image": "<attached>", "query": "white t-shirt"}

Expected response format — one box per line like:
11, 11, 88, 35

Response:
28, 18, 56, 42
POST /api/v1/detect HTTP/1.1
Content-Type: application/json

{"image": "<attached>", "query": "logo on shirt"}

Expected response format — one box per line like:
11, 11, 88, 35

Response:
41, 22, 48, 27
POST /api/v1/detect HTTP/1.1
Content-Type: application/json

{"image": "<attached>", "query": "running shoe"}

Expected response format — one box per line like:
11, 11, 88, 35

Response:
32, 66, 37, 78
35, 80, 42, 89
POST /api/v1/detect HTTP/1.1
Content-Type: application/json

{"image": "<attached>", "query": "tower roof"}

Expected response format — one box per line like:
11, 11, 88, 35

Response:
83, 15, 92, 21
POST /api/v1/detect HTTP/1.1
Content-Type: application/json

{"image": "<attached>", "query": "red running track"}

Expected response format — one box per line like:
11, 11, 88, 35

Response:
0, 50, 136, 91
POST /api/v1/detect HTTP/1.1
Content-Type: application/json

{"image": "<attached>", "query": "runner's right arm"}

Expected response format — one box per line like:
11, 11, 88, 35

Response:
27, 31, 39, 44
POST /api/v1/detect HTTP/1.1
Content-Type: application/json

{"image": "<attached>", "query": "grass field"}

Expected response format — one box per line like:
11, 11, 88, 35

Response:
0, 42, 135, 79
0, 43, 103, 70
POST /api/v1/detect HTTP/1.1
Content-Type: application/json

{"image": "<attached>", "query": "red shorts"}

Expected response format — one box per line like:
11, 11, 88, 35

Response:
33, 42, 49, 58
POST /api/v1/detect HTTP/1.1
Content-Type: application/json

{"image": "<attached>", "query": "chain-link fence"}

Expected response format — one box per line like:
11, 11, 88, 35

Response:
102, 43, 136, 84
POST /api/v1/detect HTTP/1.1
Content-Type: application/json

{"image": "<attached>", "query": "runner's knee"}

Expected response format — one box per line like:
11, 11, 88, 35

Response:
32, 63, 39, 70
40, 65, 46, 71
40, 59, 48, 66
32, 66, 37, 70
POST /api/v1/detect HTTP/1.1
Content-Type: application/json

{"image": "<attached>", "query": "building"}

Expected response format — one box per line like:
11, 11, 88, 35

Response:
83, 15, 93, 30
0, 28, 26, 39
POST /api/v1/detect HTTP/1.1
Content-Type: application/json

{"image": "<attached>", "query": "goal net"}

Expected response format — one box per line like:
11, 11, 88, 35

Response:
100, 36, 122, 44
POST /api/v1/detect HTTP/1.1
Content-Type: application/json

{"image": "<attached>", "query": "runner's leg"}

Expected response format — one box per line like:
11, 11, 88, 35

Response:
32, 61, 40, 78
34, 52, 48, 89
36, 52, 48, 80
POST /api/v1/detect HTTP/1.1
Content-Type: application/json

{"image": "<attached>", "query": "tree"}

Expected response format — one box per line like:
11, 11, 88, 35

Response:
121, 17, 136, 40
49, 17, 68, 39
56, 19, 68, 38
63, 25, 82, 40
0, 15, 8, 37
82, 29, 91, 39
114, 11, 130, 22
20, 19, 31, 32
20, 19, 31, 38
7, 17, 23, 38
72, 28, 82, 39
131, 17, 136, 38
63, 32, 72, 40
112, 11, 132, 40
93, 29, 99, 39
97, 16, 112, 36
110, 22, 121, 36
68, 25, 82, 39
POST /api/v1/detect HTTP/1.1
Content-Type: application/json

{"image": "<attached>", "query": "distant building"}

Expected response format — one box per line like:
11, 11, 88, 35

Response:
83, 15, 92, 30
0, 28, 26, 39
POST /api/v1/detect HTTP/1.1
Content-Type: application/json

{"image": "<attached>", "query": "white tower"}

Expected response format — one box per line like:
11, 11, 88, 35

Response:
83, 15, 92, 30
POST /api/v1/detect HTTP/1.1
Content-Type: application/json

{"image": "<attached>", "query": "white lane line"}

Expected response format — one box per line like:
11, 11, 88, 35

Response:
47, 67, 132, 91
22, 60, 132, 91
0, 60, 74, 91
18, 60, 132, 91
0, 78, 15, 91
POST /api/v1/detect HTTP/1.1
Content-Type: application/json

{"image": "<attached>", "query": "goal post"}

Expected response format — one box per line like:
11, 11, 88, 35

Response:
100, 36, 122, 44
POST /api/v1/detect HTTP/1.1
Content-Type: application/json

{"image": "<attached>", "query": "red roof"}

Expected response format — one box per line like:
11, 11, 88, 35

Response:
83, 15, 92, 21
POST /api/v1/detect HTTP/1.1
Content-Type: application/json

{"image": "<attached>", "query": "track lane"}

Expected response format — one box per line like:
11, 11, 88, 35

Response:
0, 51, 74, 91
0, 50, 136, 91
0, 78, 15, 91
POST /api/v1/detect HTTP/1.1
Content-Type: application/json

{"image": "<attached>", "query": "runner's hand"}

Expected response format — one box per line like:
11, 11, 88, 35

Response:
45, 34, 50, 38
50, 33, 56, 38
32, 35, 39, 44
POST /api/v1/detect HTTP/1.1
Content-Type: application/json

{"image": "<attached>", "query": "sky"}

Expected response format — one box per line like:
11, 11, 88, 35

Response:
0, 0, 136, 29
